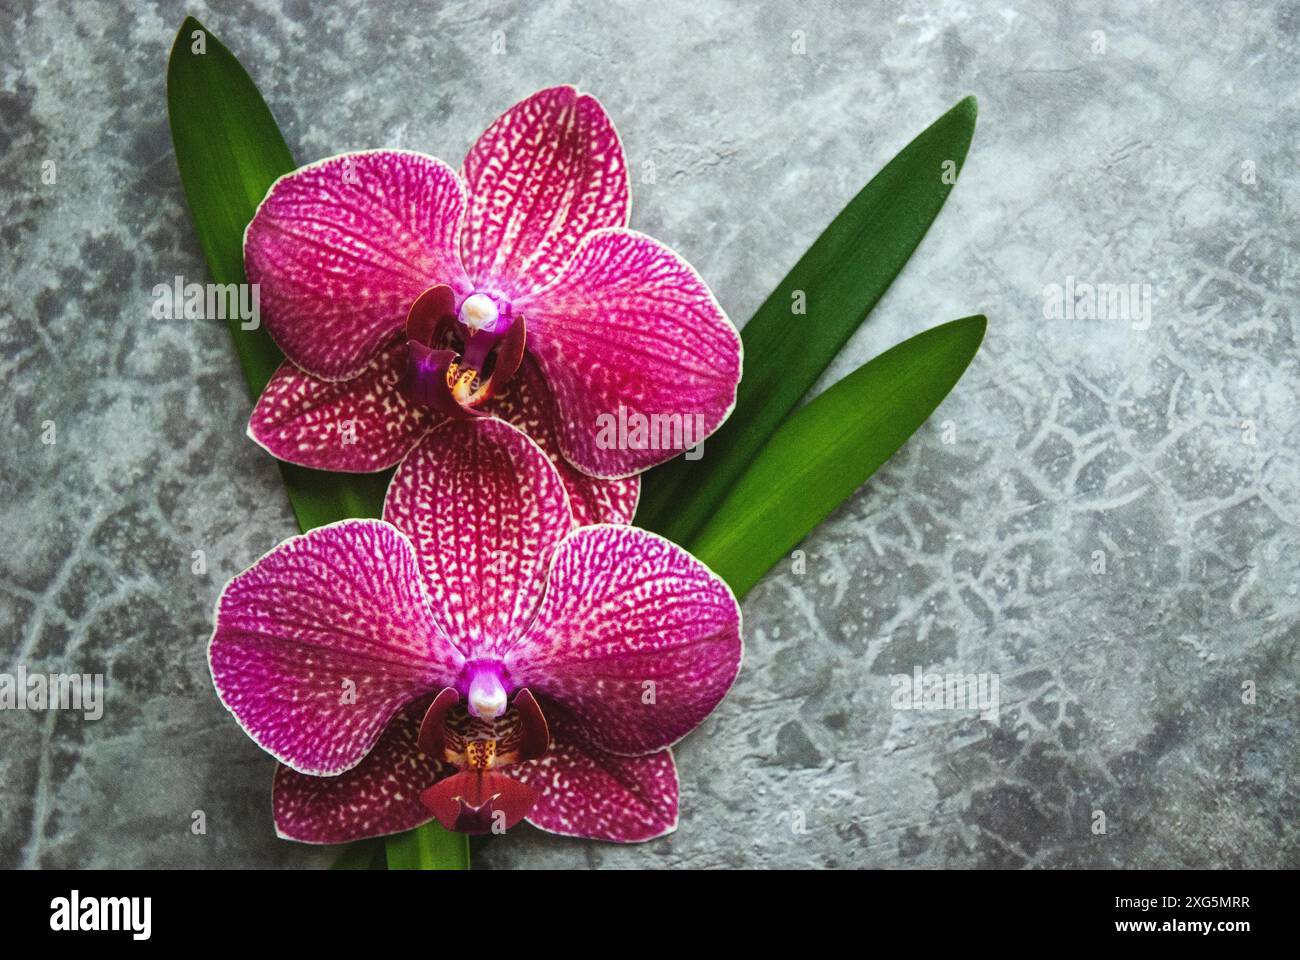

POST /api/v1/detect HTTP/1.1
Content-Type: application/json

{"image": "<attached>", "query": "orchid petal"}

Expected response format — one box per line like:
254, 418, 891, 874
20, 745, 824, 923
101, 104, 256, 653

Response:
272, 699, 452, 844
516, 699, 679, 843
248, 339, 435, 472
245, 150, 469, 381
460, 86, 629, 300
383, 418, 573, 659
507, 524, 742, 756
480, 355, 639, 525
518, 228, 742, 478
209, 519, 464, 775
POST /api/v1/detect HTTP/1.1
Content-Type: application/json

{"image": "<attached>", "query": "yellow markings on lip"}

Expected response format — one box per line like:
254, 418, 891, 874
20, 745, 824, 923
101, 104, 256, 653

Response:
445, 362, 481, 403
465, 739, 496, 770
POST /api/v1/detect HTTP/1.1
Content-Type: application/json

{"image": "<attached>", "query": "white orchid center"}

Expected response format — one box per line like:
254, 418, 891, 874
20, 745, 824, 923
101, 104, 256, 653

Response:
467, 669, 508, 720
459, 293, 499, 332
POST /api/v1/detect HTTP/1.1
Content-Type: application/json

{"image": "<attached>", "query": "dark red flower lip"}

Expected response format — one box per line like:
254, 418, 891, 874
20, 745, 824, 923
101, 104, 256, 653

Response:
415, 685, 551, 834
399, 284, 526, 418
420, 770, 537, 835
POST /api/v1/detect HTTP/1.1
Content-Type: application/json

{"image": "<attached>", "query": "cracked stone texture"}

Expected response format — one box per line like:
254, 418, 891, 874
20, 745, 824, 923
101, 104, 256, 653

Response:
2, 0, 1297, 869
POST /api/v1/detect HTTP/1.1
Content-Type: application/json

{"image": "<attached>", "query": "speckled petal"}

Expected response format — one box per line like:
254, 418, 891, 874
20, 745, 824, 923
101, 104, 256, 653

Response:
272, 699, 452, 844
248, 339, 436, 472
209, 519, 464, 776
245, 150, 469, 381
481, 355, 639, 525
460, 86, 629, 300
518, 228, 742, 478
383, 418, 573, 659
515, 699, 679, 842
506, 524, 742, 756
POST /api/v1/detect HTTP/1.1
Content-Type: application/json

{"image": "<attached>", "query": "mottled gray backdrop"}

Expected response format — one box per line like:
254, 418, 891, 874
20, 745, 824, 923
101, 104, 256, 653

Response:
2, 0, 1297, 869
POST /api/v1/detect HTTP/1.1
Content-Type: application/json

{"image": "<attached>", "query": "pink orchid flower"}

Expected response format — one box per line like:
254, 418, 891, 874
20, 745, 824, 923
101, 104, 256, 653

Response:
244, 85, 742, 526
209, 418, 743, 843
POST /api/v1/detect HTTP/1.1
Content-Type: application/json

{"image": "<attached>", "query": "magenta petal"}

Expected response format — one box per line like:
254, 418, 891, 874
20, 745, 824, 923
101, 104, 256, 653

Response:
273, 699, 453, 844
460, 86, 630, 300
209, 519, 465, 775
245, 150, 469, 381
506, 525, 742, 756
515, 700, 679, 843
248, 340, 436, 472
480, 355, 639, 525
518, 228, 742, 478
383, 418, 573, 658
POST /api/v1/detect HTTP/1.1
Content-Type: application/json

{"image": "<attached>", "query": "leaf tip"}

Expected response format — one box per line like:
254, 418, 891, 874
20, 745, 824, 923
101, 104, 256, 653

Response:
167, 16, 205, 77
939, 313, 987, 333
953, 313, 988, 352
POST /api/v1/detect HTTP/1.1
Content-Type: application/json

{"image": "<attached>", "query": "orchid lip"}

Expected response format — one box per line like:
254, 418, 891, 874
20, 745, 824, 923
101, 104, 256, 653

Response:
399, 285, 525, 413
420, 769, 537, 835
414, 683, 551, 834
418, 680, 550, 770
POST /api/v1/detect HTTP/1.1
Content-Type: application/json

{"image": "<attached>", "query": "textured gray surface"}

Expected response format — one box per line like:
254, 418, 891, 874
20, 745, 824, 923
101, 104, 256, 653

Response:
2, 0, 1297, 869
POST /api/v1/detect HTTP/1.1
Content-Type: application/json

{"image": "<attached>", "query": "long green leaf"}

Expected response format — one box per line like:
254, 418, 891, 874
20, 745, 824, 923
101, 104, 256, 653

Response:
689, 315, 986, 598
637, 97, 978, 543
166, 15, 465, 870
165, 16, 291, 391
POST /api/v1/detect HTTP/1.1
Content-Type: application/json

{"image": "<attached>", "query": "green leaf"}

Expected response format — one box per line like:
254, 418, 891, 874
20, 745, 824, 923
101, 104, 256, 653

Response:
384, 822, 471, 871
166, 15, 293, 392
637, 97, 978, 543
166, 16, 463, 869
688, 315, 986, 599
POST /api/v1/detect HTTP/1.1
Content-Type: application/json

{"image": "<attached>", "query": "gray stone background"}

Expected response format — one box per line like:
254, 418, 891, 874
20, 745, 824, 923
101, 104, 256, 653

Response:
1, 0, 1296, 869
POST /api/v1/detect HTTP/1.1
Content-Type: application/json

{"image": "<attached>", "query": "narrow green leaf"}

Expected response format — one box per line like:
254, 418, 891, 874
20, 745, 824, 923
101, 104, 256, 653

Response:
689, 315, 986, 598
166, 15, 293, 392
166, 16, 463, 869
637, 97, 978, 543
384, 822, 471, 871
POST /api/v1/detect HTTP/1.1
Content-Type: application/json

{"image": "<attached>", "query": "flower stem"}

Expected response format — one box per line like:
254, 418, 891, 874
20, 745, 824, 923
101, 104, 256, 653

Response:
384, 823, 470, 870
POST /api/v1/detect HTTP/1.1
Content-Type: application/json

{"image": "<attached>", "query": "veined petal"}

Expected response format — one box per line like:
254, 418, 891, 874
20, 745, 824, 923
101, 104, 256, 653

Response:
480, 355, 639, 525
506, 525, 742, 756
516, 699, 679, 843
383, 418, 573, 659
209, 519, 464, 776
248, 340, 435, 472
518, 228, 742, 478
460, 86, 629, 300
245, 150, 469, 381
273, 699, 452, 844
